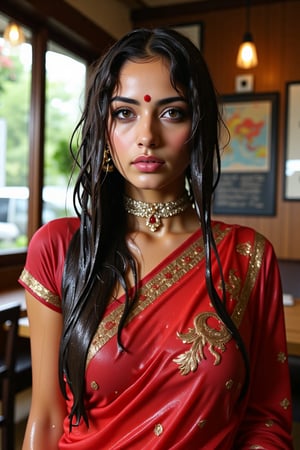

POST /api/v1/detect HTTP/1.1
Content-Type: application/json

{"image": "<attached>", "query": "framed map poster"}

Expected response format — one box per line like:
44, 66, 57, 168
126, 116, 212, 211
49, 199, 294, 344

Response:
213, 92, 279, 216
284, 81, 300, 200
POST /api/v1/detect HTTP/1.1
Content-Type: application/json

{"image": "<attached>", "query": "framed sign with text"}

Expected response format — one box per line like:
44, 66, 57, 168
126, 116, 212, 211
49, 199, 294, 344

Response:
213, 92, 279, 216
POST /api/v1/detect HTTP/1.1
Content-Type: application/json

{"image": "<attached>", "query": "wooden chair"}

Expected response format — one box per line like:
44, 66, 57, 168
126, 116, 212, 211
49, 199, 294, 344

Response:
0, 303, 20, 450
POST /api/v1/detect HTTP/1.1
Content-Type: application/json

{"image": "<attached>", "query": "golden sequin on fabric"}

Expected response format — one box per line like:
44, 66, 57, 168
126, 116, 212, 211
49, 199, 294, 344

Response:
174, 231, 266, 375
225, 379, 234, 390
90, 381, 99, 391
197, 419, 207, 429
265, 420, 274, 427
280, 398, 290, 410
19, 268, 61, 309
277, 352, 287, 363
173, 312, 232, 374
86, 224, 232, 366
153, 424, 164, 436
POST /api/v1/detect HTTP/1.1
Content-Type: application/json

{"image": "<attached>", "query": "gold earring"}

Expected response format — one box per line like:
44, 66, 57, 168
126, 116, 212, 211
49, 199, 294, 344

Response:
102, 145, 114, 172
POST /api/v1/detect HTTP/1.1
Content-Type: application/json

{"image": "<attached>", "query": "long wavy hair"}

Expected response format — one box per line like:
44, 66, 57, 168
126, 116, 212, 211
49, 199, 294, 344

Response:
60, 27, 249, 429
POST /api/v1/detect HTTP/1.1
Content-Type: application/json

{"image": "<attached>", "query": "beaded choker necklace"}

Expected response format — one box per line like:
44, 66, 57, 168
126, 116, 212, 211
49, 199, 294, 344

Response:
124, 192, 191, 232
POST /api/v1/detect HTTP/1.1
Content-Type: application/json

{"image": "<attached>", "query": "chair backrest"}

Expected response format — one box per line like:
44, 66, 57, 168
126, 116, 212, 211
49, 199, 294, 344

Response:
0, 303, 21, 450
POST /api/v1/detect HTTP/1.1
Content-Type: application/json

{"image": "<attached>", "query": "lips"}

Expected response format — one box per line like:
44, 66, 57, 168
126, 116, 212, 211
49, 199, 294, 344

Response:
132, 155, 164, 173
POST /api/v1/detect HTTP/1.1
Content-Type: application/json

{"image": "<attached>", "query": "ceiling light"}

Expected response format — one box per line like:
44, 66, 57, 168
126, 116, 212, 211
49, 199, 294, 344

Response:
3, 22, 25, 47
236, 1, 258, 69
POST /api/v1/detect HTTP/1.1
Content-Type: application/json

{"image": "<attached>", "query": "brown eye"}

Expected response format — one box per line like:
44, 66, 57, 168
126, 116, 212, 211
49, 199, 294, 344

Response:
112, 108, 135, 120
161, 107, 186, 121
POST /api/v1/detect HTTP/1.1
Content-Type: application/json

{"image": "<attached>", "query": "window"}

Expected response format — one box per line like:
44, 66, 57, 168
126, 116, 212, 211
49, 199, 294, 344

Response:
0, 14, 31, 252
0, 0, 111, 288
0, 12, 87, 255
43, 43, 86, 222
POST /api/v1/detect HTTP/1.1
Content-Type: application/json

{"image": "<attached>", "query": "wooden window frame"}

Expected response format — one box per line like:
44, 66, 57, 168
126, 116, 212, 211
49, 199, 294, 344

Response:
0, 0, 114, 289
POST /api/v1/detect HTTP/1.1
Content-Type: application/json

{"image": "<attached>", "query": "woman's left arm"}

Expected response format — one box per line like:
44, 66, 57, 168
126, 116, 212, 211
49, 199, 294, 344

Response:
235, 240, 293, 449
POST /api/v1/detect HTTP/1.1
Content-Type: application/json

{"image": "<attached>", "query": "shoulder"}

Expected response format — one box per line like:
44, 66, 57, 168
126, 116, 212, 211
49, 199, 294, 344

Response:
32, 216, 80, 241
20, 217, 80, 308
29, 216, 80, 262
213, 220, 267, 243
28, 217, 80, 255
212, 220, 274, 262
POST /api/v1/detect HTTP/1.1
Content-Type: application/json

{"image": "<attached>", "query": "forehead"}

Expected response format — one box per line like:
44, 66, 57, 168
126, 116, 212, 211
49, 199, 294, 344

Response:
114, 58, 182, 96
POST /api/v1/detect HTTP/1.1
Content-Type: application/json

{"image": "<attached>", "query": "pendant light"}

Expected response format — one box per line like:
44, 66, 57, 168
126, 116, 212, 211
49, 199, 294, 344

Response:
236, 0, 258, 69
3, 22, 25, 47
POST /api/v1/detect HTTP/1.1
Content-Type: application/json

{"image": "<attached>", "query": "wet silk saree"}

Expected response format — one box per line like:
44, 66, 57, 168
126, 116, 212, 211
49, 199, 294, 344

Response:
19, 218, 293, 449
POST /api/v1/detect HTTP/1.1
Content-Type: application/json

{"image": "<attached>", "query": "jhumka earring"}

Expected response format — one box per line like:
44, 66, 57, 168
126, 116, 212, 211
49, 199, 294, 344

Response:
102, 144, 114, 172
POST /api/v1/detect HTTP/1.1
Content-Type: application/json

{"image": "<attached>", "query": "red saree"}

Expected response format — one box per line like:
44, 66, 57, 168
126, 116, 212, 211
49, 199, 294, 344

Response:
19, 218, 293, 449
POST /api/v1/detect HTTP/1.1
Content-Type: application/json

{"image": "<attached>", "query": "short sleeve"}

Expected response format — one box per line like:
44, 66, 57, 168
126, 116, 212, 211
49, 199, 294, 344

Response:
19, 217, 80, 313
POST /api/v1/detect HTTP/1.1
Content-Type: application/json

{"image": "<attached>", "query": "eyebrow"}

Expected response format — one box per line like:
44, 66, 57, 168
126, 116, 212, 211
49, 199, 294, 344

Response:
110, 95, 187, 106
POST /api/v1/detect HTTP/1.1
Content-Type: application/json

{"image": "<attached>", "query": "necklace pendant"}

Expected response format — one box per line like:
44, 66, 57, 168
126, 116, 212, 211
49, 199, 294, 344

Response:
146, 213, 162, 232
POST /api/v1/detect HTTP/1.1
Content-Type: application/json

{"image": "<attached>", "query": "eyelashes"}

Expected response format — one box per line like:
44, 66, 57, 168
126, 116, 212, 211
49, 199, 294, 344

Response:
111, 106, 189, 122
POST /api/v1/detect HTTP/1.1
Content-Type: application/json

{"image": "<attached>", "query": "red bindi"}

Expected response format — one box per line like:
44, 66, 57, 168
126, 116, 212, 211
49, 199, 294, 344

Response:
144, 94, 151, 102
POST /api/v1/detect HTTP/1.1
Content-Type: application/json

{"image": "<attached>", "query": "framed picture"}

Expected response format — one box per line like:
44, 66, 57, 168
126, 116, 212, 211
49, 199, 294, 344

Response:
213, 92, 279, 216
171, 23, 202, 50
284, 81, 300, 200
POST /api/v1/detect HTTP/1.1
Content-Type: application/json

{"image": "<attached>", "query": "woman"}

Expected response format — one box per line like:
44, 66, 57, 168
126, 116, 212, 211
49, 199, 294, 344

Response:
19, 28, 293, 449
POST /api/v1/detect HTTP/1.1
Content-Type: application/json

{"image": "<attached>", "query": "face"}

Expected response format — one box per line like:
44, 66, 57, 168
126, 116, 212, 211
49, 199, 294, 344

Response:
107, 57, 192, 198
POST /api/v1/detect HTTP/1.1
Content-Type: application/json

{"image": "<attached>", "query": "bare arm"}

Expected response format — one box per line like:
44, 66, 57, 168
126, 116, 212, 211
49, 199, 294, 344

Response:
22, 291, 67, 450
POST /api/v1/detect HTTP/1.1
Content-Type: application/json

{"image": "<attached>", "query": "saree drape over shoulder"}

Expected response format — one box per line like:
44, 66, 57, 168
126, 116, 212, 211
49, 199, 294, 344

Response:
19, 218, 293, 449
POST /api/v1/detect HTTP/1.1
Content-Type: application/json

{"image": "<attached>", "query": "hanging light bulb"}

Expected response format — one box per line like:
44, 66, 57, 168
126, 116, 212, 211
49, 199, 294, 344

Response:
236, 0, 258, 69
3, 22, 25, 47
237, 32, 258, 69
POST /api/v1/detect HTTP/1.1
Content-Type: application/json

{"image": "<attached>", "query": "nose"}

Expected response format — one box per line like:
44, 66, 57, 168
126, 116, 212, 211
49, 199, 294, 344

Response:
137, 114, 159, 149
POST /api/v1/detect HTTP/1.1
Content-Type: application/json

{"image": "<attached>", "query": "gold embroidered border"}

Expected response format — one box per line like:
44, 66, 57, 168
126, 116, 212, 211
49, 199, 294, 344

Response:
19, 268, 61, 310
231, 233, 265, 327
86, 224, 231, 366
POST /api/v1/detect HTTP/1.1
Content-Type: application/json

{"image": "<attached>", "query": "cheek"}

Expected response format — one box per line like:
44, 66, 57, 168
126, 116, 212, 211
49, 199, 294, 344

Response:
109, 124, 135, 150
167, 127, 191, 154
109, 131, 128, 160
108, 131, 131, 173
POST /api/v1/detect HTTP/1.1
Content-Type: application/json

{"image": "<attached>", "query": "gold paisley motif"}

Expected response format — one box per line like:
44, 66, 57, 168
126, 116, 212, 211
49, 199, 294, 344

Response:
222, 269, 242, 300
173, 312, 232, 375
174, 232, 266, 376
236, 241, 252, 257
